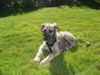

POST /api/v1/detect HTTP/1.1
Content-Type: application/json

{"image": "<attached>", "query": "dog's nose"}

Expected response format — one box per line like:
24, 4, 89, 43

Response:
49, 30, 53, 33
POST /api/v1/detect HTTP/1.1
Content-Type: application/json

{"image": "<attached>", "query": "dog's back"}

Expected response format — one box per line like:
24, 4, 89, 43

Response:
56, 31, 76, 50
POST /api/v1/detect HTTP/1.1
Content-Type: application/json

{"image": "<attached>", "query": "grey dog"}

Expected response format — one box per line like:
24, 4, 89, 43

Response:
33, 23, 77, 64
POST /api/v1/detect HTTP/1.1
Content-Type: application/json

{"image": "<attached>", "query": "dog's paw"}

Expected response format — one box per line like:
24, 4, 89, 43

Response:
33, 57, 41, 62
40, 60, 46, 64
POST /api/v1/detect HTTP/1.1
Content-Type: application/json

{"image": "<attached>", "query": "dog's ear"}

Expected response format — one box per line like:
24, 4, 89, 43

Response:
53, 23, 57, 26
53, 23, 60, 32
41, 23, 45, 32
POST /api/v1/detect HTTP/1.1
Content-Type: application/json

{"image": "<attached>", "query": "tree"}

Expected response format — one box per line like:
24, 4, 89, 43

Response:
23, 0, 33, 8
95, 0, 100, 3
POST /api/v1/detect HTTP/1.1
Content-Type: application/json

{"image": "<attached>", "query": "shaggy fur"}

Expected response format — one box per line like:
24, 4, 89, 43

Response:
33, 23, 76, 64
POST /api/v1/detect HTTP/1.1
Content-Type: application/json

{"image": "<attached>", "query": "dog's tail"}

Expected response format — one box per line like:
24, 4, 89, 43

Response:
76, 38, 90, 47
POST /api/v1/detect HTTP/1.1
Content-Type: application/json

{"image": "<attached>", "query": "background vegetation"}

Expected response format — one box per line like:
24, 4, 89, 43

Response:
0, 0, 100, 9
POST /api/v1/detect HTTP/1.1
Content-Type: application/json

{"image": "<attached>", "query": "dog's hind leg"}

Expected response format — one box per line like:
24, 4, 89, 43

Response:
64, 34, 76, 49
33, 42, 47, 62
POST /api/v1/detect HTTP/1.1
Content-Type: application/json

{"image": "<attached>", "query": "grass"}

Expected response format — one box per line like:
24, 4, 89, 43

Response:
0, 6, 100, 75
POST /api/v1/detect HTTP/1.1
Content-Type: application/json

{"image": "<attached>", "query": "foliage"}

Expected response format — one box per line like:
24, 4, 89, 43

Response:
95, 0, 100, 3
0, 0, 99, 9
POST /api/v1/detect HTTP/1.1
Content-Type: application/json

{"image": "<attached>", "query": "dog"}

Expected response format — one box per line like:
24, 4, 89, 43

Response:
33, 23, 77, 64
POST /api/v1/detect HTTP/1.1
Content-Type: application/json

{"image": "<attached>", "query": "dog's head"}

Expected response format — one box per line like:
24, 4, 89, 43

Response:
41, 23, 59, 41
41, 23, 59, 33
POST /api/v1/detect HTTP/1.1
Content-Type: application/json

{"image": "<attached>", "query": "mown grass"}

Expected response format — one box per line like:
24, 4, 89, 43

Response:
0, 6, 100, 75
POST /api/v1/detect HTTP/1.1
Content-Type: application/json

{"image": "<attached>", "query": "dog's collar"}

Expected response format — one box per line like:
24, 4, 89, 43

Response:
46, 38, 56, 53
43, 34, 57, 52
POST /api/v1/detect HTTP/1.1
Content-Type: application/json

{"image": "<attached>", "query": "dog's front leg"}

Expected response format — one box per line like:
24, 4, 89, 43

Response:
40, 51, 60, 64
33, 42, 47, 62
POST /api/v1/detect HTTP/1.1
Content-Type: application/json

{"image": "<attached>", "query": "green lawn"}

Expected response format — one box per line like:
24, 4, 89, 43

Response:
0, 6, 100, 75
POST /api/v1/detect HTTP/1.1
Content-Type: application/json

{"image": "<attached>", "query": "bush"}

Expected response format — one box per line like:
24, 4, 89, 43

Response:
0, 0, 99, 9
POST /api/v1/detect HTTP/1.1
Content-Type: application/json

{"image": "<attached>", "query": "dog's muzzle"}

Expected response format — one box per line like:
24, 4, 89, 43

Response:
43, 32, 56, 53
43, 32, 51, 41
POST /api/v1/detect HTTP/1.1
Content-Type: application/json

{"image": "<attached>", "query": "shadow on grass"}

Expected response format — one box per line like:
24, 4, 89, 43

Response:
0, 8, 39, 18
48, 45, 79, 75
49, 52, 75, 75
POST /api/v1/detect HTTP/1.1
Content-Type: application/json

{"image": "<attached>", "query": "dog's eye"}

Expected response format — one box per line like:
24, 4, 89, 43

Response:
49, 30, 53, 33
43, 29, 46, 32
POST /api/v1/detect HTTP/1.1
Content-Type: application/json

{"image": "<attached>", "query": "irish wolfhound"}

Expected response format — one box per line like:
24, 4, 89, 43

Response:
33, 23, 89, 64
